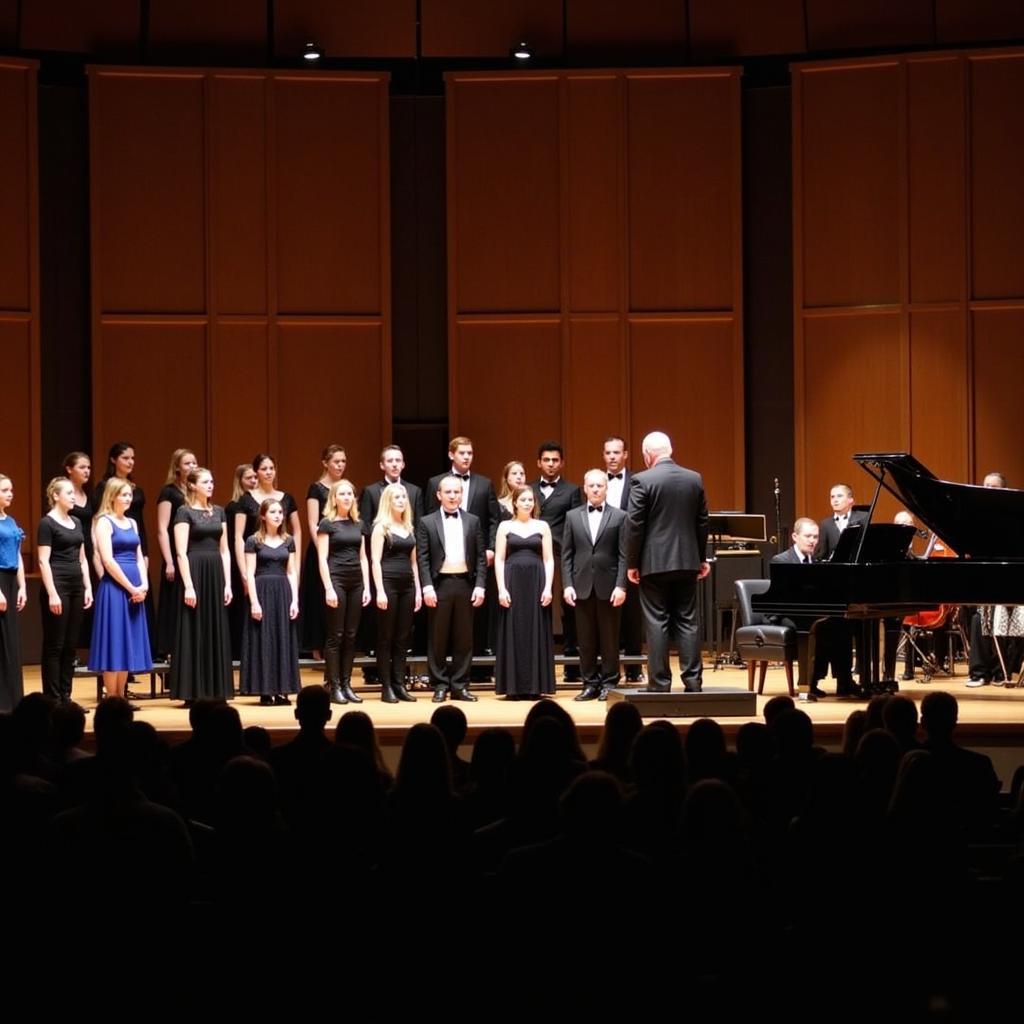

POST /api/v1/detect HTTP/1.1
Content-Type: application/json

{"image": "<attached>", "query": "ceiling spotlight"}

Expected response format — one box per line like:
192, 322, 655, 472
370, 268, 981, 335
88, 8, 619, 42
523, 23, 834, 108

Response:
510, 42, 532, 61
303, 42, 322, 63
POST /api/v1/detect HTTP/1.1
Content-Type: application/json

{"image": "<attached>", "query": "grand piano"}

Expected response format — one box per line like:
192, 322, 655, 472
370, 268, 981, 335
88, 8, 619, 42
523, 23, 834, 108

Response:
751, 453, 1024, 699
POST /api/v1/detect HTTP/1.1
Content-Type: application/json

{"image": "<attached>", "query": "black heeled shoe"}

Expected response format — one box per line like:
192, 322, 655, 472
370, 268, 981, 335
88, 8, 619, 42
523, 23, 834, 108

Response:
273, 694, 291, 706
329, 685, 348, 705
392, 684, 417, 702
340, 682, 363, 704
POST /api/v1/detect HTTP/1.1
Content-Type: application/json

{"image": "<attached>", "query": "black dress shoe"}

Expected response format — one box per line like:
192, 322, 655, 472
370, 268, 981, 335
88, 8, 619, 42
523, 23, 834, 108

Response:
837, 684, 866, 699
273, 694, 291, 706
381, 687, 399, 704
392, 684, 417, 702
451, 689, 478, 702
259, 695, 274, 706
574, 686, 600, 702
432, 688, 447, 703
329, 685, 348, 705
809, 686, 827, 698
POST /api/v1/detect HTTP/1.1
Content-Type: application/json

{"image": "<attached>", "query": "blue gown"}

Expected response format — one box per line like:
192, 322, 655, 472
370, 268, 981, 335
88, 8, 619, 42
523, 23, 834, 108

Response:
88, 516, 152, 672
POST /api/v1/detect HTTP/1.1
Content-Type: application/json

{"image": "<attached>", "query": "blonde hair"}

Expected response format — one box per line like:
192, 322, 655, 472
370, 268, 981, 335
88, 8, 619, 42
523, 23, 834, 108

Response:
96, 477, 133, 518
45, 476, 72, 508
324, 480, 359, 523
374, 483, 412, 538
497, 460, 526, 506
185, 467, 214, 508
231, 463, 253, 502
164, 448, 196, 487
255, 498, 291, 544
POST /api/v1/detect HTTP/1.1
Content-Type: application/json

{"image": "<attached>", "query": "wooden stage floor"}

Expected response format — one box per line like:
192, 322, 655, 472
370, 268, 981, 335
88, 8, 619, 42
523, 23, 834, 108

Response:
27, 661, 1024, 760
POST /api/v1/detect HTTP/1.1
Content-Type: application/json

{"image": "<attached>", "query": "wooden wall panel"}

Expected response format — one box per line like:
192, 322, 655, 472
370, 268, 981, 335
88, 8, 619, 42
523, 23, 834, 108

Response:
91, 67, 391, 547
800, 313, 905, 514
794, 48, 1024, 516
449, 78, 561, 314
209, 322, 270, 493
566, 0, 686, 53
564, 318, 625, 471
806, 0, 934, 50
629, 318, 742, 510
972, 309, 1024, 488
936, 1, 1024, 44
907, 57, 965, 305
627, 73, 737, 312
451, 321, 562, 482
148, 0, 267, 61
565, 76, 620, 313
0, 319, 36, 518
690, 0, 806, 58
274, 77, 385, 315
19, 0, 139, 55
799, 63, 901, 308
274, 0, 417, 59
91, 72, 206, 314
0, 59, 40, 543
969, 54, 1024, 300
0, 62, 31, 311
209, 75, 268, 316
93, 321, 209, 539
0, 1, 16, 49
909, 309, 968, 483
421, 0, 563, 58
276, 323, 389, 489
448, 68, 744, 508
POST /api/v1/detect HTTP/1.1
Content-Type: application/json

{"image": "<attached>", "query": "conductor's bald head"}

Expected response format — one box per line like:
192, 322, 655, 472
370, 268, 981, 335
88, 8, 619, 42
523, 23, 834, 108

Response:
641, 431, 673, 468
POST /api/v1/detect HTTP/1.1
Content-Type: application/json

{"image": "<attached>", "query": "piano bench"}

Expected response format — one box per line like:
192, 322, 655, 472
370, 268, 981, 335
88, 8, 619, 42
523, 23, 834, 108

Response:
734, 625, 796, 697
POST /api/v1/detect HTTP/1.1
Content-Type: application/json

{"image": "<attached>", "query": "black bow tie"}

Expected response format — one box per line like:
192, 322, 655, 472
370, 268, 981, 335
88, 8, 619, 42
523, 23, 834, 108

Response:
607, 473, 623, 481
589, 505, 603, 513
444, 511, 459, 519
452, 473, 469, 481
835, 514, 846, 522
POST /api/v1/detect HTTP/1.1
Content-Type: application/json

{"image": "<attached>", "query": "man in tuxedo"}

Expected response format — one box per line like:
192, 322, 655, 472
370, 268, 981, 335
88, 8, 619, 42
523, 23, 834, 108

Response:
815, 483, 868, 561
626, 431, 710, 693
602, 435, 644, 682
772, 517, 819, 564
426, 436, 501, 682
813, 485, 866, 698
563, 470, 628, 701
416, 475, 487, 703
532, 441, 583, 679
359, 445, 425, 525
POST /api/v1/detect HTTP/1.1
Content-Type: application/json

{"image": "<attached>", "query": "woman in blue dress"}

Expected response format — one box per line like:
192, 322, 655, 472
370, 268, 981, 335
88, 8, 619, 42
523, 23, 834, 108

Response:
0, 473, 27, 713
89, 477, 152, 700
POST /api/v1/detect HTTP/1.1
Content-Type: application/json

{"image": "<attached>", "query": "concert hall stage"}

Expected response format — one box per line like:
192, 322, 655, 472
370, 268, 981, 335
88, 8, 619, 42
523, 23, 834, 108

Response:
25, 662, 1024, 781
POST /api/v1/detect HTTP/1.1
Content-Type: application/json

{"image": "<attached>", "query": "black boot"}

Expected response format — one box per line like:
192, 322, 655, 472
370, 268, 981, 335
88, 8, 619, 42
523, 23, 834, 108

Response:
381, 683, 399, 704
329, 684, 348, 705
340, 680, 363, 704
392, 683, 417, 702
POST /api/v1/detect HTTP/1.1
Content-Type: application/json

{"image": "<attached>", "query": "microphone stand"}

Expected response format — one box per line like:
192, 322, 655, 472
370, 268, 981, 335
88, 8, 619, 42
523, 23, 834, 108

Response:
773, 477, 783, 555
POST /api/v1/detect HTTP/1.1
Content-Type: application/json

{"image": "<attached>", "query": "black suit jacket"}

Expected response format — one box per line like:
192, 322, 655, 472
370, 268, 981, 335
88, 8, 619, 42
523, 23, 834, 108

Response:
531, 477, 581, 553
359, 479, 424, 528
425, 472, 501, 549
771, 547, 815, 565
626, 458, 709, 575
815, 509, 868, 561
416, 510, 487, 591
561, 504, 628, 601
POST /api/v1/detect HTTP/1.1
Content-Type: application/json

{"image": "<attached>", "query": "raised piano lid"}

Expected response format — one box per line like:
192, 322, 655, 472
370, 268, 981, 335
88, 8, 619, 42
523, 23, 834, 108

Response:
853, 452, 1024, 560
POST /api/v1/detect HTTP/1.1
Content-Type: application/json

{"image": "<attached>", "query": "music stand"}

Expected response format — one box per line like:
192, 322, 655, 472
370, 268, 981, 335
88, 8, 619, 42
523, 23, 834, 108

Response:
707, 513, 768, 668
